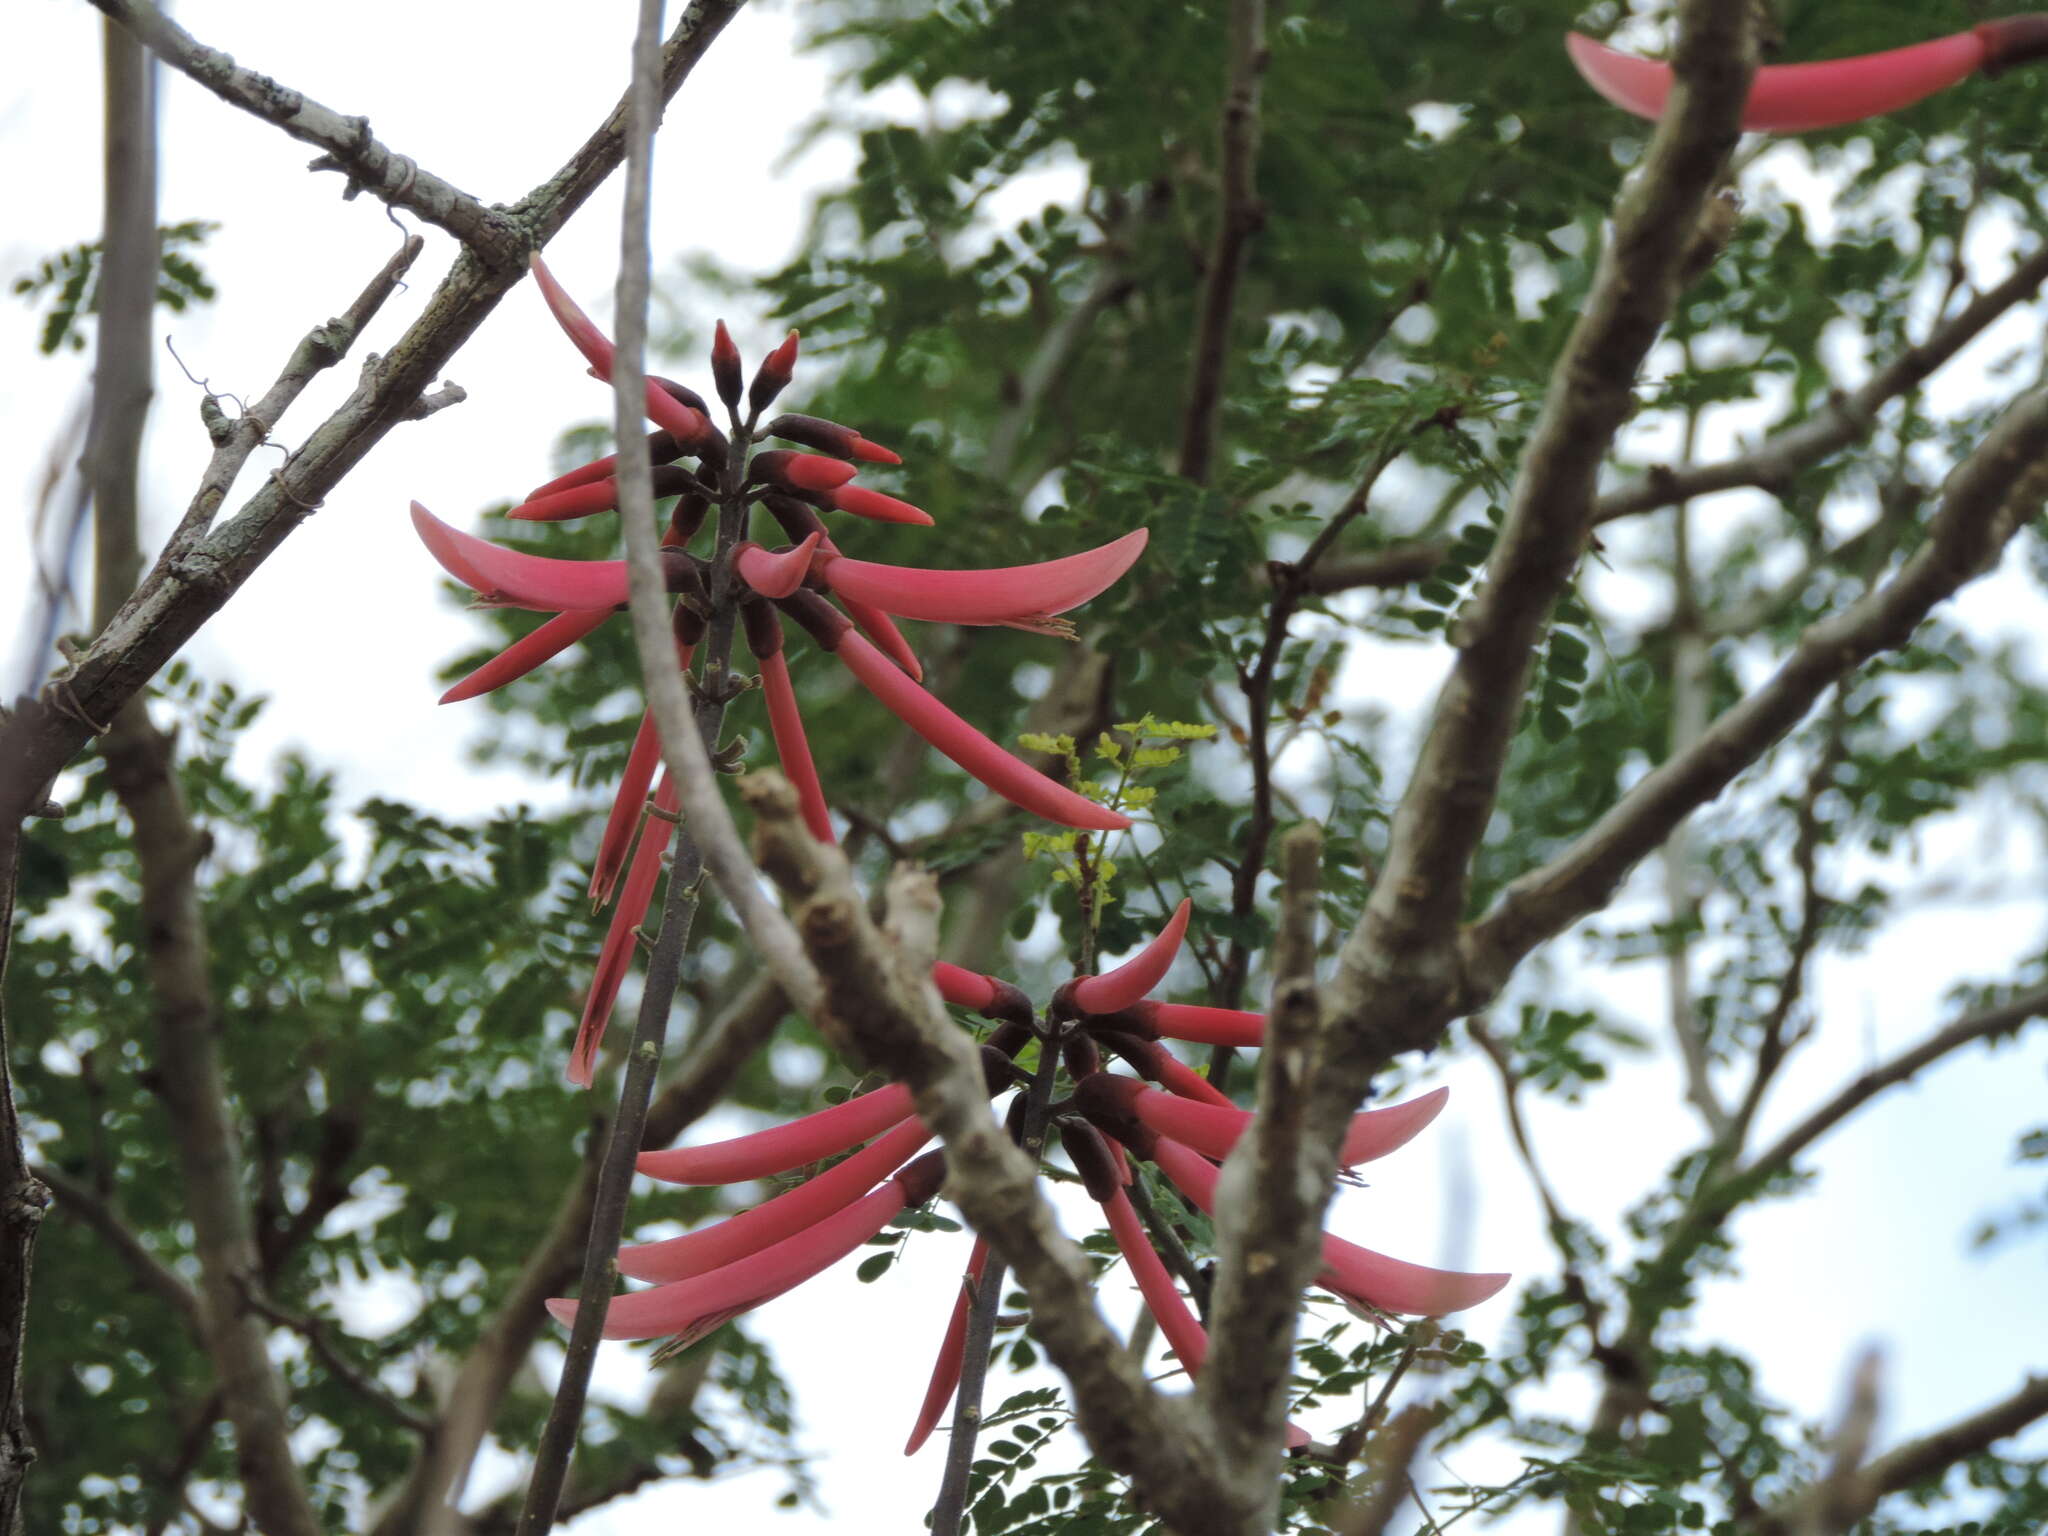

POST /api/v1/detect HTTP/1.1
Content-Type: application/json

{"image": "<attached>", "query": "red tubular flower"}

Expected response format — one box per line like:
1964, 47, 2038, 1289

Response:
530, 255, 715, 446
439, 608, 612, 704
904, 1235, 989, 1456
818, 483, 934, 526
620, 1114, 934, 1283
748, 449, 859, 494
744, 601, 834, 844
1069, 899, 1192, 1015
1565, 17, 2048, 133
931, 961, 999, 1011
525, 430, 680, 501
1077, 1074, 1447, 1169
549, 1152, 947, 1345
1117, 999, 1266, 1049
1102, 1184, 1209, 1376
1146, 1135, 1507, 1317
591, 709, 665, 907
568, 774, 680, 1088
507, 465, 701, 523
414, 504, 637, 611
831, 627, 1130, 833
637, 1082, 918, 1184
814, 530, 1148, 629
1094, 1030, 1235, 1108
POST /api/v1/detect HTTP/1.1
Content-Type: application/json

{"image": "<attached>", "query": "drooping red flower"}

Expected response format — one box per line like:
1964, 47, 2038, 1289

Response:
1566, 16, 2048, 133
415, 256, 1149, 1084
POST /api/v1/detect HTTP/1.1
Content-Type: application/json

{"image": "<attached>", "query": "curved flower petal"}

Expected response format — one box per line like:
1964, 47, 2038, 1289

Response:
735, 535, 822, 600
440, 608, 611, 704
568, 774, 679, 1088
637, 1082, 917, 1184
531, 255, 713, 444
1071, 900, 1191, 1014
1565, 27, 1988, 133
1096, 1077, 1447, 1168
905, 1235, 989, 1456
525, 430, 680, 501
834, 631, 1130, 832
621, 1116, 933, 1283
822, 484, 933, 526
1141, 1001, 1265, 1049
1148, 1136, 1506, 1317
548, 1182, 910, 1344
758, 648, 833, 842
1102, 1185, 1207, 1376
816, 529, 1147, 626
414, 504, 630, 612
591, 709, 665, 908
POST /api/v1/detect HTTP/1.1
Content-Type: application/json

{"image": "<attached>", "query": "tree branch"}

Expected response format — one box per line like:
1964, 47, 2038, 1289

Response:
1464, 386, 2048, 1001
743, 772, 1255, 1535
1745, 1373, 2048, 1536
0, 0, 745, 827
33, 1162, 201, 1333
88, 0, 524, 263
1594, 239, 2048, 524
1175, 0, 1267, 485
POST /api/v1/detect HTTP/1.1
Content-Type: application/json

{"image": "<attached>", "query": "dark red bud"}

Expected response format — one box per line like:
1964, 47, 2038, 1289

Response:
776, 588, 853, 650
984, 1018, 1034, 1058
981, 979, 1035, 1031
749, 329, 800, 414
1061, 1120, 1126, 1203
711, 320, 743, 410
674, 601, 708, 649
893, 1149, 948, 1207
1979, 16, 2048, 76
741, 599, 785, 660
980, 1043, 1021, 1094
1063, 1031, 1102, 1079
669, 494, 710, 546
1072, 1072, 1153, 1155
760, 492, 831, 548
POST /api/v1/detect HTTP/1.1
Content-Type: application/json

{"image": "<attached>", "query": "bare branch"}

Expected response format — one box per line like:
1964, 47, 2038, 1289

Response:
0, 0, 744, 827
237, 1285, 433, 1437
1176, 0, 1268, 484
87, 0, 523, 262
34, 1163, 201, 1333
1331, 0, 1756, 1039
1745, 1372, 2048, 1536
1466, 387, 2048, 1000
1595, 240, 2048, 523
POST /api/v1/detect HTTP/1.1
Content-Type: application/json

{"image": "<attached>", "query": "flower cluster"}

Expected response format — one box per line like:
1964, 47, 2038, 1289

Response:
550, 902, 1508, 1455
414, 257, 1148, 1084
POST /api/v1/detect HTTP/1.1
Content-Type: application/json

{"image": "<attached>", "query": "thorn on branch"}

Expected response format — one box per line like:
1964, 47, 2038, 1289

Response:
401, 382, 467, 422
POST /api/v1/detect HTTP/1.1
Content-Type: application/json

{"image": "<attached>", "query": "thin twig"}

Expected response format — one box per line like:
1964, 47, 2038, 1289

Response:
88, 0, 522, 262
1177, 0, 1268, 484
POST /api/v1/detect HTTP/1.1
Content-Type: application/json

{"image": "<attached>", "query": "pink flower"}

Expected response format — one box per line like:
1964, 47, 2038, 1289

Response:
1566, 18, 2048, 134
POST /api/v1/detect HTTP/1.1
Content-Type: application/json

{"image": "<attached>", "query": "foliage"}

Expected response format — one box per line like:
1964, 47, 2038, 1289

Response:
16, 0, 2048, 1531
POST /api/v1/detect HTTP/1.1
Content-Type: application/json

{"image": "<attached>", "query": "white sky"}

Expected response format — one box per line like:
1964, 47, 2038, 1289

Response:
6, 3, 2047, 1532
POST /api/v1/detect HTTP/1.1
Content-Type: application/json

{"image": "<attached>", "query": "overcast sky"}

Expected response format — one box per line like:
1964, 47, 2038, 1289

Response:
6, 3, 2047, 1532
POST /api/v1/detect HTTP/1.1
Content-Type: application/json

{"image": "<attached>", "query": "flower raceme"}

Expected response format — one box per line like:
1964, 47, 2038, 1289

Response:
558, 903, 1506, 1456
1567, 15, 2048, 133
414, 256, 1148, 1085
